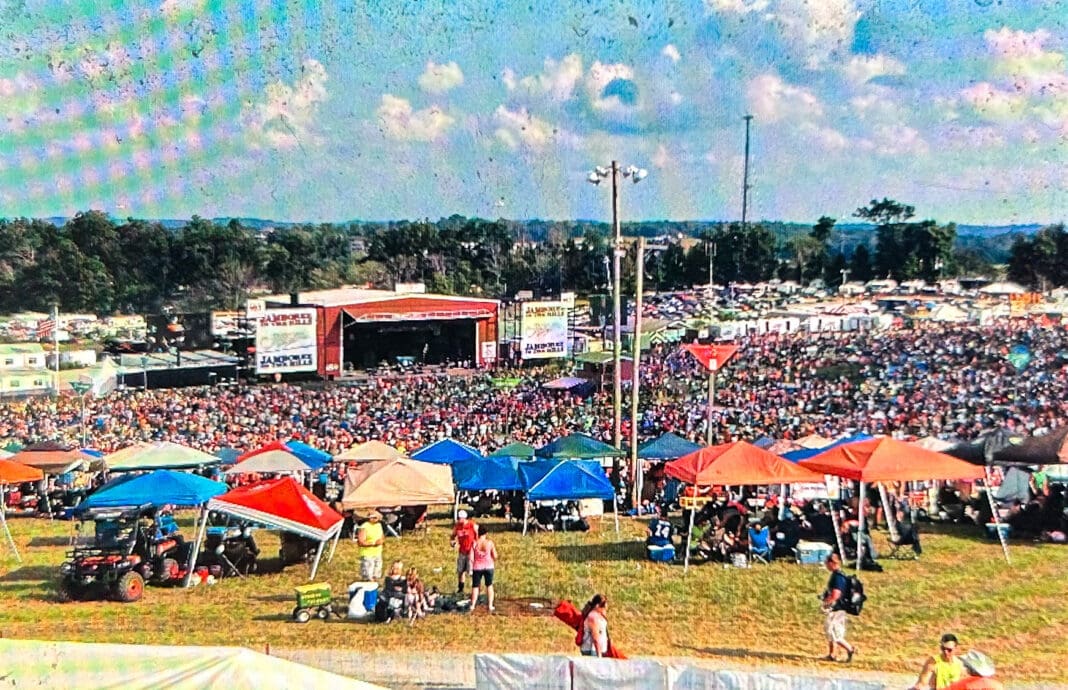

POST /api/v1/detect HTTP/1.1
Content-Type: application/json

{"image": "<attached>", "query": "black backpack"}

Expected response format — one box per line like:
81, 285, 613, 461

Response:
842, 575, 867, 616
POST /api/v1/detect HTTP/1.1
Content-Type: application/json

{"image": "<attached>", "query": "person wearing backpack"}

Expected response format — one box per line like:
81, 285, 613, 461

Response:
819, 553, 857, 663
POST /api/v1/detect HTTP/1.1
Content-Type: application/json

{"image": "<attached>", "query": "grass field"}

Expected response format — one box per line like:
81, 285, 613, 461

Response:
1, 510, 1066, 683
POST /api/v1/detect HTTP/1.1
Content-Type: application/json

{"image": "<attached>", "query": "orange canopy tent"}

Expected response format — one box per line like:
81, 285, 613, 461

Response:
665, 442, 825, 571
799, 437, 995, 568
1, 459, 44, 563
666, 441, 825, 486
797, 437, 986, 483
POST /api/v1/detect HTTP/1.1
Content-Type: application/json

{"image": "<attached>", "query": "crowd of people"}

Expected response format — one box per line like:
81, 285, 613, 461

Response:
2, 318, 1066, 463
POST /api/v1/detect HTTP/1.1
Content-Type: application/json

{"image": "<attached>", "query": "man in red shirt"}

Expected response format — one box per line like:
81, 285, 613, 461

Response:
450, 510, 478, 594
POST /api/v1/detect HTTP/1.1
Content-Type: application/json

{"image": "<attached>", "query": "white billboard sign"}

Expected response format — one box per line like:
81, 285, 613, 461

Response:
521, 301, 568, 360
255, 308, 318, 374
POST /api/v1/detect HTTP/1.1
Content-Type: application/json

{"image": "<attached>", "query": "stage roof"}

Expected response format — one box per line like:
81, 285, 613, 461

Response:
263, 287, 499, 309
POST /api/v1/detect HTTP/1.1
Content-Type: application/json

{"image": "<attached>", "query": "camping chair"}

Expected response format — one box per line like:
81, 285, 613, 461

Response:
381, 510, 403, 538
887, 520, 923, 559
529, 504, 556, 533
748, 525, 773, 564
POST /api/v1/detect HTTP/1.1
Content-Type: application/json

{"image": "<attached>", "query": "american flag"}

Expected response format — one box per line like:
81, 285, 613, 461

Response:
36, 317, 56, 339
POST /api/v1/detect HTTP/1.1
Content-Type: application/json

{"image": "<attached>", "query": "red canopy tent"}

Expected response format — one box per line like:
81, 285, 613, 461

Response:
197, 477, 344, 580
799, 437, 993, 567
1, 460, 44, 563
226, 440, 311, 475
665, 442, 825, 571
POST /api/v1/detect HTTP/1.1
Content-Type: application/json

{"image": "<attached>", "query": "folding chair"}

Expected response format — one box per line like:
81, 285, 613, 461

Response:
887, 520, 922, 559
748, 525, 773, 564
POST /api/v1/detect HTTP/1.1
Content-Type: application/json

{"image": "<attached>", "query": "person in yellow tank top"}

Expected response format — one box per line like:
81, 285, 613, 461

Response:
912, 633, 965, 689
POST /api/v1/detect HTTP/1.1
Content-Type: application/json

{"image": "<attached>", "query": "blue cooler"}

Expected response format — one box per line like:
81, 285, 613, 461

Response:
985, 523, 1012, 540
347, 581, 379, 619
647, 544, 675, 562
796, 540, 833, 565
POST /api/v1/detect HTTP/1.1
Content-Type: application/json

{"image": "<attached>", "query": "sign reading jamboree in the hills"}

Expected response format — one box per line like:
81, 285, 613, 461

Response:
521, 301, 568, 360
255, 308, 318, 374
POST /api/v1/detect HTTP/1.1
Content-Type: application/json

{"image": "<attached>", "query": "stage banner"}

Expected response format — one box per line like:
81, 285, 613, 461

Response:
255, 308, 318, 374
521, 301, 568, 360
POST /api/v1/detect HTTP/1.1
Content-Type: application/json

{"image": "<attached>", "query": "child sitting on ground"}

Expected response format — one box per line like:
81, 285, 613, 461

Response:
405, 567, 427, 623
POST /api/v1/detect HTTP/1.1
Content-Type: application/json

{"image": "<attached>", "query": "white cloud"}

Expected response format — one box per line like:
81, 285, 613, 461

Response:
160, 0, 206, 20
746, 73, 823, 122
869, 124, 928, 156
800, 122, 849, 150
507, 54, 583, 102
960, 82, 1028, 121
843, 54, 906, 85
418, 61, 464, 94
377, 95, 454, 142
662, 44, 681, 64
242, 59, 329, 150
704, 0, 769, 13
492, 106, 557, 150
0, 73, 40, 133
586, 61, 637, 113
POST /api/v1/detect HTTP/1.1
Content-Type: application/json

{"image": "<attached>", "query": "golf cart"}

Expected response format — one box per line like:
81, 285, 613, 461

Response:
58, 504, 192, 603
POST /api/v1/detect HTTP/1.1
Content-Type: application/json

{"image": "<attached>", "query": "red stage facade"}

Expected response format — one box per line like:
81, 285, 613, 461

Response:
264, 289, 499, 378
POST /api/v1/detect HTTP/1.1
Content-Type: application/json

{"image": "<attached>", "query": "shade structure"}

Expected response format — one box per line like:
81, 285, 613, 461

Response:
519, 460, 616, 501
765, 438, 802, 455
946, 428, 1025, 465
452, 456, 523, 491
0, 639, 387, 690
798, 437, 987, 483
105, 442, 220, 472
335, 440, 406, 462
283, 440, 332, 470
340, 457, 455, 510
795, 434, 834, 450
751, 435, 776, 449
666, 442, 825, 487
214, 448, 243, 465
536, 433, 624, 460
637, 432, 703, 461
9, 441, 92, 475
226, 442, 313, 475
991, 426, 1068, 465
542, 376, 590, 391
208, 477, 343, 542
79, 470, 227, 510
488, 442, 537, 459
782, 434, 873, 463
0, 458, 44, 484
410, 438, 483, 465
0, 449, 12, 460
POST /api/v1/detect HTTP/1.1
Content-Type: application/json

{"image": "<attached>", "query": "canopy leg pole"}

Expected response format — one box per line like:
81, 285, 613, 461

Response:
184, 506, 209, 588
856, 481, 867, 571
613, 495, 619, 534
327, 528, 341, 563
778, 483, 787, 521
984, 467, 1011, 565
454, 492, 460, 521
706, 371, 716, 445
683, 501, 696, 574
879, 483, 900, 543
827, 493, 847, 565
523, 501, 529, 536
309, 538, 327, 581
1, 505, 21, 563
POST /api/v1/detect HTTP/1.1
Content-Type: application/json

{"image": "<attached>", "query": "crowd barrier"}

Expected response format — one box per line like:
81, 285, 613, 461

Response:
474, 654, 889, 690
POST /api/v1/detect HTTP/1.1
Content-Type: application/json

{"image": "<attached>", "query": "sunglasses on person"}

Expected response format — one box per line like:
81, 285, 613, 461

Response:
941, 645, 957, 654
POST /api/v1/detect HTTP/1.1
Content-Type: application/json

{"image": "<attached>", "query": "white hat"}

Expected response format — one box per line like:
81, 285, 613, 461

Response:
960, 650, 996, 678
457, 510, 468, 520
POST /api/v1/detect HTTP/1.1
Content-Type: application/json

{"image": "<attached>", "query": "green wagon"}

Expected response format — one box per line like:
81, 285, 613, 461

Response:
292, 583, 337, 623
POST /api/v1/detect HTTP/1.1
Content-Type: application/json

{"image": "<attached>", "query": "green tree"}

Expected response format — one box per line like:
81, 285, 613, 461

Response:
850, 244, 874, 282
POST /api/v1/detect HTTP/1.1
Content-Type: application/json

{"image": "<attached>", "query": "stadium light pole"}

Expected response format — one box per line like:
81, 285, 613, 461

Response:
588, 161, 648, 451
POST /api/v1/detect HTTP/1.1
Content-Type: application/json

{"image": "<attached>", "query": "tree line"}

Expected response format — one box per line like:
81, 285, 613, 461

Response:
0, 200, 1058, 316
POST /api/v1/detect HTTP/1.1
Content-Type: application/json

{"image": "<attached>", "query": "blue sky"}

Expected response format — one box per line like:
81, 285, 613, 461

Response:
0, 0, 1065, 225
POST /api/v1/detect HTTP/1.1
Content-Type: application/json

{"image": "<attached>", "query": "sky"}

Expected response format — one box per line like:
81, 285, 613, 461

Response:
0, 0, 1065, 226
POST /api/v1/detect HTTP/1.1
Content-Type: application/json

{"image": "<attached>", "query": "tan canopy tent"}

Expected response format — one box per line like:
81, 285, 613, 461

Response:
335, 440, 407, 462
339, 457, 454, 510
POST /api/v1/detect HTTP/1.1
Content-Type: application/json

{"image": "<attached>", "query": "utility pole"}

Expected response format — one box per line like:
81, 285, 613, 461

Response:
741, 115, 753, 228
611, 161, 623, 452
629, 237, 645, 510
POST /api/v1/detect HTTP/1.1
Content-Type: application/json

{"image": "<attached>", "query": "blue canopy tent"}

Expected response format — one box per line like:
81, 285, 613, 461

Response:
781, 434, 873, 463
284, 441, 333, 471
751, 436, 776, 449
77, 469, 229, 581
80, 470, 228, 510
411, 438, 483, 465
637, 433, 703, 461
518, 460, 618, 534
214, 448, 243, 466
452, 456, 523, 492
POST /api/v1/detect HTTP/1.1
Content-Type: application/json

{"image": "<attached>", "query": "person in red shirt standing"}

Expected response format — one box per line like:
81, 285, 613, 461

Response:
450, 510, 478, 594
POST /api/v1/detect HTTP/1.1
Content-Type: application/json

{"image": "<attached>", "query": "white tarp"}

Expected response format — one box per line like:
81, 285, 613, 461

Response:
255, 308, 318, 374
475, 653, 572, 690
475, 654, 891, 690
0, 639, 385, 690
